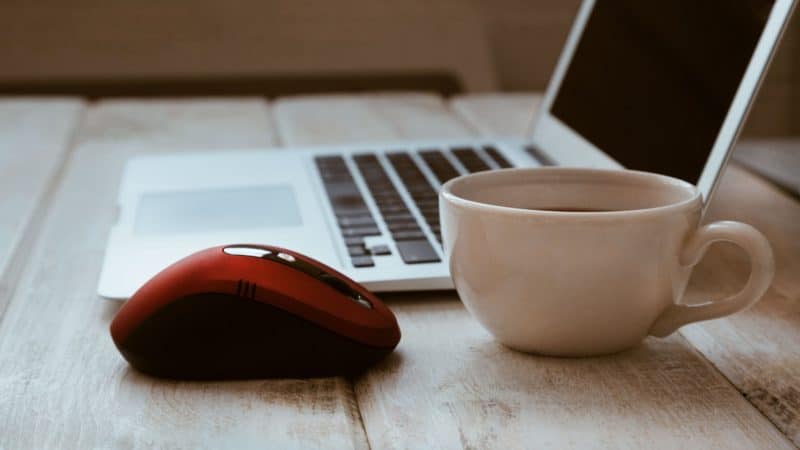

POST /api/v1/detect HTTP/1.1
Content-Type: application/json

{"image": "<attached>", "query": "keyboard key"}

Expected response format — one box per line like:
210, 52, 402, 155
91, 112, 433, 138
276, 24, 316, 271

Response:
379, 203, 407, 213
342, 226, 381, 237
388, 222, 421, 232
338, 215, 376, 227
383, 213, 415, 223
348, 245, 367, 256
396, 239, 440, 264
334, 208, 371, 218
327, 185, 363, 206
524, 145, 556, 166
484, 146, 514, 168
419, 149, 461, 184
351, 256, 375, 268
420, 211, 439, 222
392, 230, 426, 241
370, 245, 391, 256
452, 147, 491, 172
344, 236, 364, 246
415, 198, 438, 208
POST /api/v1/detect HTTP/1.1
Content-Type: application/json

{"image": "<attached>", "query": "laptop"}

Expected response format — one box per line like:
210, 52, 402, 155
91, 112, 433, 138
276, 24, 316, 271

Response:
98, 0, 797, 299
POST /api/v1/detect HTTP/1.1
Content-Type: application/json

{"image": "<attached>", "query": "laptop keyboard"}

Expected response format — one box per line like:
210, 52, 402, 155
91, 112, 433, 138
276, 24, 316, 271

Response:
484, 145, 514, 168
316, 155, 381, 267
419, 150, 460, 184
315, 146, 514, 268
354, 154, 440, 264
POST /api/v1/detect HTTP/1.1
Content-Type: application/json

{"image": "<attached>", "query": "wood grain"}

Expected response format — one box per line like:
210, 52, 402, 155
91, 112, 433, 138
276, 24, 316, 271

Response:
0, 98, 84, 313
274, 93, 476, 146
75, 98, 279, 149
275, 94, 793, 449
733, 138, 800, 195
359, 295, 791, 449
450, 92, 541, 138
0, 99, 368, 449
681, 160, 800, 446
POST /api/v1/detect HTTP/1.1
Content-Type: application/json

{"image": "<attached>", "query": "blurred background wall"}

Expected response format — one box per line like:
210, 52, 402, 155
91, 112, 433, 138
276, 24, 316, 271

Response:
0, 0, 796, 136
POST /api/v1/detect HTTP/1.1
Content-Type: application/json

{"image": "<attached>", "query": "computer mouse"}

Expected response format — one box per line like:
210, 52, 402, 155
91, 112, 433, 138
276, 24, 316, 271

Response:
110, 244, 401, 380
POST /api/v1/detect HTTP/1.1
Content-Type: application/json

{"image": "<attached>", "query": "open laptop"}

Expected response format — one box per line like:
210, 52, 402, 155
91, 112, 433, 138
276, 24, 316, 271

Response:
98, 0, 796, 299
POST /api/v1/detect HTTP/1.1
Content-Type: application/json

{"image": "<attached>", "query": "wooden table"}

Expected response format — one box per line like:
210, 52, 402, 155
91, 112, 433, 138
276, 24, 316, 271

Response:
0, 94, 798, 449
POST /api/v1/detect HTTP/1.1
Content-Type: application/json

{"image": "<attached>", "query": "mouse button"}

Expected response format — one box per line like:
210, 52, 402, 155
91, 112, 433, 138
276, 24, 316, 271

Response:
276, 252, 295, 262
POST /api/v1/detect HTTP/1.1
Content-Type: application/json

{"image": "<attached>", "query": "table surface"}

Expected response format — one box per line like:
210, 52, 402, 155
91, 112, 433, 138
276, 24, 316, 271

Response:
0, 93, 798, 449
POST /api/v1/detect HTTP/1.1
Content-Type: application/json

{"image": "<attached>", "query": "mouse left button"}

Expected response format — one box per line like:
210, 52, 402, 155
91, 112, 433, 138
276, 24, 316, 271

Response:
223, 246, 272, 258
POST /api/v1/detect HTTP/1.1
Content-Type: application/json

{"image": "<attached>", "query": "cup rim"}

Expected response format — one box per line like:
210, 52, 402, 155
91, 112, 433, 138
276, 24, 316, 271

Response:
440, 167, 702, 218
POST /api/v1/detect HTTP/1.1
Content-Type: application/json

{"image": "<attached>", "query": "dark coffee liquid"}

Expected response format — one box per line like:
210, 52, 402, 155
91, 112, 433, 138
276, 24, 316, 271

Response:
530, 207, 619, 213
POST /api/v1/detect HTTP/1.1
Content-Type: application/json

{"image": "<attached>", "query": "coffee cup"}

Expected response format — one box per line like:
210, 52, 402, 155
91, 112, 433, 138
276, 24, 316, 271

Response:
439, 168, 774, 356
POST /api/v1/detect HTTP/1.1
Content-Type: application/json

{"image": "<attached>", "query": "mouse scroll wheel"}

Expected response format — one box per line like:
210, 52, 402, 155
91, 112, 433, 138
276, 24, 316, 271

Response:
276, 252, 296, 262
318, 274, 372, 309
223, 246, 272, 258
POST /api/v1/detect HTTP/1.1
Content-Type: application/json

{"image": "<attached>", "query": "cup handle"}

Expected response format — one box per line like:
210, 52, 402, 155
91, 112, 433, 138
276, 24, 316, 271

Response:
649, 221, 774, 337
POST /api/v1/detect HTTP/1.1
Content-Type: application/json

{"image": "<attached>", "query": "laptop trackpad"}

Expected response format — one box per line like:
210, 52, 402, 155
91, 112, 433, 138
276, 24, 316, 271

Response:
134, 185, 302, 235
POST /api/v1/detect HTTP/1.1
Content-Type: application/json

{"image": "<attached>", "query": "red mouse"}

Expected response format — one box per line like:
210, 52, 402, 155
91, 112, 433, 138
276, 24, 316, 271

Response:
110, 244, 401, 379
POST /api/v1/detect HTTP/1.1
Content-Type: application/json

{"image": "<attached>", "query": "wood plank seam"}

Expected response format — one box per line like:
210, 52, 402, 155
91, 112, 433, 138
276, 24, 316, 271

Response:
678, 160, 800, 446
267, 97, 370, 450
265, 100, 285, 147
0, 104, 87, 327
346, 378, 373, 450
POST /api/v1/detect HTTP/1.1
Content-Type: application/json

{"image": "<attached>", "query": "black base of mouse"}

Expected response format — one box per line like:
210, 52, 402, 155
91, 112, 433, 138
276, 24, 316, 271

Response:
115, 293, 393, 380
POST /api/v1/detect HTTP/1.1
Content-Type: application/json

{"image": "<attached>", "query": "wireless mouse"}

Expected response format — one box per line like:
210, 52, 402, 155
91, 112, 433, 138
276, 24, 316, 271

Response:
110, 244, 401, 380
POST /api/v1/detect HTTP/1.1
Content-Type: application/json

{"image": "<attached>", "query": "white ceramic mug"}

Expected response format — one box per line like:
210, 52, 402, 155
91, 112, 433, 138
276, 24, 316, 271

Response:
440, 168, 774, 356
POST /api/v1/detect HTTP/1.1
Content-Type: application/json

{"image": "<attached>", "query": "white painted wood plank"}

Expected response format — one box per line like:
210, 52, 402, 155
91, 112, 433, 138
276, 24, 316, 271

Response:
78, 98, 280, 149
0, 97, 85, 307
680, 161, 800, 446
733, 138, 800, 195
0, 98, 368, 449
274, 93, 475, 146
278, 93, 793, 449
450, 92, 542, 139
359, 296, 792, 449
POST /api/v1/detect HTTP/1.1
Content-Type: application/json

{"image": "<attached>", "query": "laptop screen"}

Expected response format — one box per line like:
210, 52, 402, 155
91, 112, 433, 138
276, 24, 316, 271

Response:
551, 0, 775, 183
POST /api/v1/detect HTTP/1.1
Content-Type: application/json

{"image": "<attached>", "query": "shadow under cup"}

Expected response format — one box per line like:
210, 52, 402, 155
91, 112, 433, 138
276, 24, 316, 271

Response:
439, 168, 704, 356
